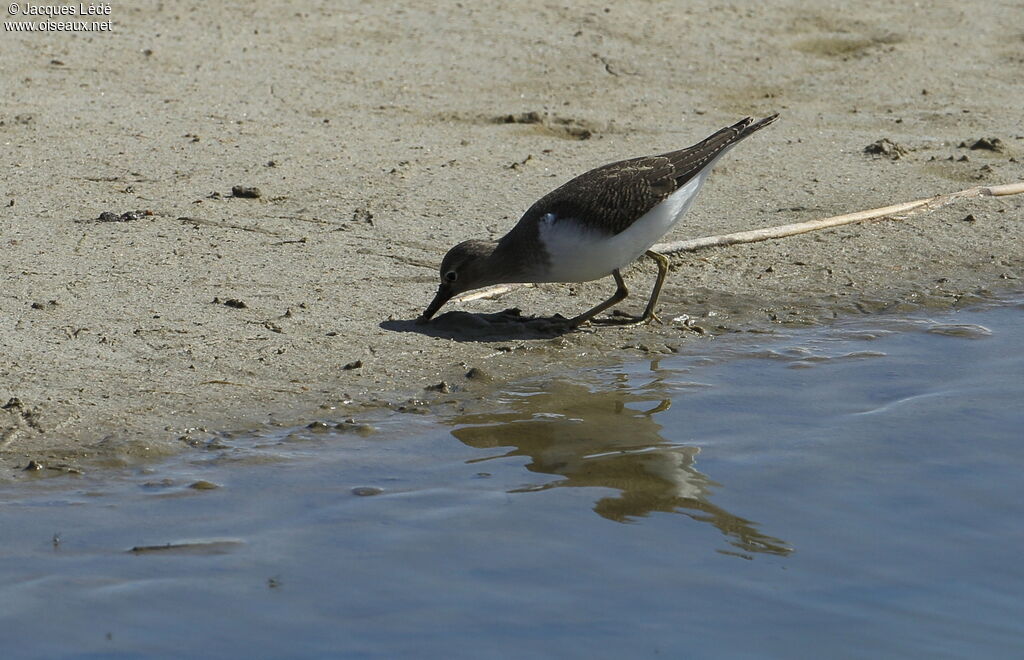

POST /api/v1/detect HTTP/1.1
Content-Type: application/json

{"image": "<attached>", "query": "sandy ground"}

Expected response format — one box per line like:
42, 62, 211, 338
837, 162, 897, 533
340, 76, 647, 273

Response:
2, 0, 1022, 478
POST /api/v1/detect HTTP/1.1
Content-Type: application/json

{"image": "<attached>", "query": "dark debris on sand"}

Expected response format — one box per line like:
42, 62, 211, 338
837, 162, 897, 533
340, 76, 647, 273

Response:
864, 138, 909, 160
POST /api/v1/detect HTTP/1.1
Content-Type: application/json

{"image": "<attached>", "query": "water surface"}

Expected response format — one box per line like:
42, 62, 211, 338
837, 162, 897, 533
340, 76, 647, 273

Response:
2, 299, 1023, 658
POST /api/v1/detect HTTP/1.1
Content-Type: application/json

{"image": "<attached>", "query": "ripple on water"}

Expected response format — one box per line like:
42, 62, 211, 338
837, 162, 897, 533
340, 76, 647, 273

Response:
924, 323, 992, 339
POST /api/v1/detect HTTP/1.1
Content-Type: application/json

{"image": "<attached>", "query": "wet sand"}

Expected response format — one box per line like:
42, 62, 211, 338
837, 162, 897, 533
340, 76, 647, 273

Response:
1, 1, 1022, 475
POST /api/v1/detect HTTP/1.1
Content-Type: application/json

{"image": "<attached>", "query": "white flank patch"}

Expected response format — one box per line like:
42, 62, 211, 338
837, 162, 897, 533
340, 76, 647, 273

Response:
536, 166, 713, 283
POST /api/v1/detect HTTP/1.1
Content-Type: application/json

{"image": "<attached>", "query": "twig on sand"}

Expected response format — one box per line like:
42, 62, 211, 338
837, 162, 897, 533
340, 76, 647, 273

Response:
656, 181, 1024, 255
451, 180, 1024, 304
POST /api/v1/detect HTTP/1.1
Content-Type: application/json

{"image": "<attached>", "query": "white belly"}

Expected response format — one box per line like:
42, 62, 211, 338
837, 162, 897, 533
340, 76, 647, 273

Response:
536, 170, 709, 283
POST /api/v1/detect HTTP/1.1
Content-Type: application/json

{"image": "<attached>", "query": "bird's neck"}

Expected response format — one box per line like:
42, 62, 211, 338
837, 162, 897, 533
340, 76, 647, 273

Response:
488, 224, 546, 284
476, 239, 521, 285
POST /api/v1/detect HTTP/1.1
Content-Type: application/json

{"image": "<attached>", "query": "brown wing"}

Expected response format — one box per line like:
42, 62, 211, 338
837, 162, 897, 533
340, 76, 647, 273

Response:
519, 114, 778, 236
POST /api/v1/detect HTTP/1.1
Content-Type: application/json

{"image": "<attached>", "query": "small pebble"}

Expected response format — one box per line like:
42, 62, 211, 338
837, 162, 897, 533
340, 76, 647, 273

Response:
864, 138, 908, 160
212, 298, 248, 309
968, 137, 1005, 152
231, 185, 262, 198
95, 210, 148, 223
335, 419, 376, 436
188, 480, 220, 490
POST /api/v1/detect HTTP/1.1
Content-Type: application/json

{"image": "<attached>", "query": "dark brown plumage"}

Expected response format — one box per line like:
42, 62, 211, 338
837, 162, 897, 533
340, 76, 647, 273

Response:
517, 114, 779, 236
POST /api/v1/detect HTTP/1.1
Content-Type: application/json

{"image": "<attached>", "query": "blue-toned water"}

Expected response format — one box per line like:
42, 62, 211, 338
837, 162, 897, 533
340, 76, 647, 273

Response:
2, 299, 1022, 659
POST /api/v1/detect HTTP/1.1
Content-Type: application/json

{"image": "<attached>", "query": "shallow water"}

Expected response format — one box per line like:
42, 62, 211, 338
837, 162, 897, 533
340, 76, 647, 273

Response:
2, 299, 1023, 658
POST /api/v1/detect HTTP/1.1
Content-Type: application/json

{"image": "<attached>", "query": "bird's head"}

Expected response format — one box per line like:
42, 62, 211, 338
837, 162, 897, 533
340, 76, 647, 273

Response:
417, 239, 499, 323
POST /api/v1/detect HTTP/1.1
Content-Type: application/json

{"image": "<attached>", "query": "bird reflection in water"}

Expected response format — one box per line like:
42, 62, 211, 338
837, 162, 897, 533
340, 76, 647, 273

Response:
450, 379, 791, 558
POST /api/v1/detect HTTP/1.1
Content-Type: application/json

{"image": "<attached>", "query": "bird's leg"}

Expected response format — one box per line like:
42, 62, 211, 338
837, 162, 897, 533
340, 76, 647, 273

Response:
601, 250, 670, 325
567, 269, 629, 328
638, 249, 670, 323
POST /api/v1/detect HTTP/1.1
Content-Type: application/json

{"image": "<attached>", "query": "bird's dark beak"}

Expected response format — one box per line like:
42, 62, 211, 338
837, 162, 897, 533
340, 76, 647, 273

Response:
417, 284, 453, 324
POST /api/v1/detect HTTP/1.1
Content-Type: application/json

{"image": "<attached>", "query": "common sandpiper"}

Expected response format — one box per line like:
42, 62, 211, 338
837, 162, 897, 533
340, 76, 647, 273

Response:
419, 114, 779, 327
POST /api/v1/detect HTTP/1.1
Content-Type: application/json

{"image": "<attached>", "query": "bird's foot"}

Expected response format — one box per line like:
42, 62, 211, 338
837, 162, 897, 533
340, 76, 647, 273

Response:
595, 310, 663, 326
540, 314, 585, 334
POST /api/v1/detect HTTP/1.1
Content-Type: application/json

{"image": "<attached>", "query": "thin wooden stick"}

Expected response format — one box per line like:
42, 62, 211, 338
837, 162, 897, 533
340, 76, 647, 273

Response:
452, 181, 1024, 304
655, 181, 1024, 255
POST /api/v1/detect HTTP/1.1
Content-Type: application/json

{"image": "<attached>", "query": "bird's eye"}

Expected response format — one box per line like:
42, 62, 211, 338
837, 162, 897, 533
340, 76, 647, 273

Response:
444, 271, 458, 283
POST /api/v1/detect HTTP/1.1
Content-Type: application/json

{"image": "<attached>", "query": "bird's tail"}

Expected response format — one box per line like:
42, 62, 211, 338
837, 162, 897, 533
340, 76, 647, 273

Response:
704, 113, 780, 149
659, 113, 779, 188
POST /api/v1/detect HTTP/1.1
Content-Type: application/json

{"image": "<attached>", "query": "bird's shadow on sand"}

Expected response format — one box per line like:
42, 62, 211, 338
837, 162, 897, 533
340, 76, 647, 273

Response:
380, 308, 575, 342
